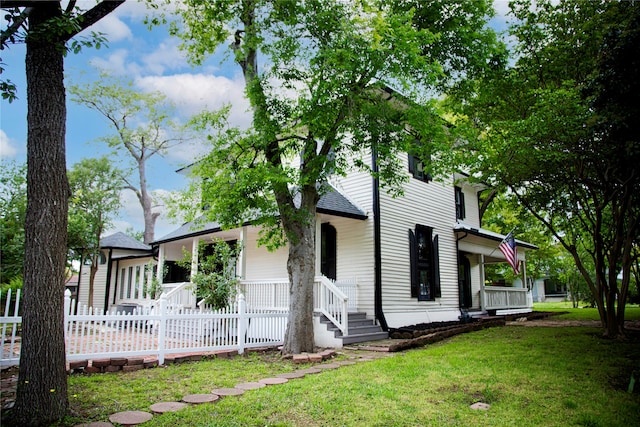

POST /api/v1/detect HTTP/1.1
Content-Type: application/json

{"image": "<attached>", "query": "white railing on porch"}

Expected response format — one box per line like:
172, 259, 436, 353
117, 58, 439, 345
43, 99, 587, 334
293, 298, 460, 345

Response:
482, 286, 532, 311
239, 276, 354, 336
0, 288, 288, 367
314, 276, 349, 336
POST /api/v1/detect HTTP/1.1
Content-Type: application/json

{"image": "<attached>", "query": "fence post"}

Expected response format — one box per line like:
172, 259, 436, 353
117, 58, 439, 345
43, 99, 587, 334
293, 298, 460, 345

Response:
63, 289, 71, 336
237, 293, 246, 355
157, 293, 167, 365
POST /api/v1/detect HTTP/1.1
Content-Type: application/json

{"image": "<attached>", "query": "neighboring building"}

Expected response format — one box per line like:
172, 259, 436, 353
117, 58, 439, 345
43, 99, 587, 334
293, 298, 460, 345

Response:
76, 232, 153, 312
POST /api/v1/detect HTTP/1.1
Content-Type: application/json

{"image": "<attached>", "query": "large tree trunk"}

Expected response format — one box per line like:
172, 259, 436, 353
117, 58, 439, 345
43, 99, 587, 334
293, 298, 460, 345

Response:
13, 4, 70, 425
138, 157, 159, 244
281, 219, 317, 354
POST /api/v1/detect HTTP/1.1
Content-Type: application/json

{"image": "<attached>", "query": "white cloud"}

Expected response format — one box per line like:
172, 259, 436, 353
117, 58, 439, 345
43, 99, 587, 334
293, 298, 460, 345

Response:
141, 39, 187, 75
89, 49, 142, 77
0, 130, 19, 158
136, 73, 252, 128
87, 13, 133, 43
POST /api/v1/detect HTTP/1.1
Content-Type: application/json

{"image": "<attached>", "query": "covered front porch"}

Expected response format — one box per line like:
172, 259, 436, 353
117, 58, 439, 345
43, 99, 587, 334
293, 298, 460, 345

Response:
455, 223, 537, 316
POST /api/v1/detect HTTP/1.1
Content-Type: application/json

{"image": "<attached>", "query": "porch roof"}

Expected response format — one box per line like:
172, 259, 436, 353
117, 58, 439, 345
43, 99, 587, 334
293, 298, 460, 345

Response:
153, 186, 367, 245
100, 232, 151, 251
453, 222, 538, 250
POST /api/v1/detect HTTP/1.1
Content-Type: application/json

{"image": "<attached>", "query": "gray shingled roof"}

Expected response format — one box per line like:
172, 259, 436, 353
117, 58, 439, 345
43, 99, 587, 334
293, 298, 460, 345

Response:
154, 186, 367, 245
100, 232, 152, 251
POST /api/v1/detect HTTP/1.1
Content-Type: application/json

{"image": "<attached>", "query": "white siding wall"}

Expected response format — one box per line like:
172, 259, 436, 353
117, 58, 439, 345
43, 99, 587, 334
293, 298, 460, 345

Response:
377, 167, 461, 327
77, 250, 109, 310
242, 226, 289, 280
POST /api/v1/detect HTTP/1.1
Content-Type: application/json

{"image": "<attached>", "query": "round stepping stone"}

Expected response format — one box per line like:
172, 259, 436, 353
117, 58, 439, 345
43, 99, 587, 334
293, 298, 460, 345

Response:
470, 402, 491, 411
182, 394, 219, 404
108, 411, 153, 426
235, 381, 266, 390
316, 363, 341, 370
259, 377, 289, 385
296, 367, 322, 375
73, 422, 114, 427
150, 401, 188, 413
212, 387, 245, 396
276, 372, 305, 379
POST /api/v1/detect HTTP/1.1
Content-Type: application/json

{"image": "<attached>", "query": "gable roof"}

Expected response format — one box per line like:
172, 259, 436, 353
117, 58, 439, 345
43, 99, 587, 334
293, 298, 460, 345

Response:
154, 186, 367, 245
100, 232, 152, 251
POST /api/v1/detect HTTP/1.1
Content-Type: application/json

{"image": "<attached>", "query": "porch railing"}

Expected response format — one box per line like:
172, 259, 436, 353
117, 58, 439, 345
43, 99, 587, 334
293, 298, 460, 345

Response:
482, 286, 532, 311
239, 276, 354, 336
314, 276, 349, 336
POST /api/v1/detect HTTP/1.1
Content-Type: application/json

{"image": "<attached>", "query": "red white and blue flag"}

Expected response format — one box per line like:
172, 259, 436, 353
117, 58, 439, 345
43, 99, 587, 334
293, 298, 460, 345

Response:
499, 232, 520, 274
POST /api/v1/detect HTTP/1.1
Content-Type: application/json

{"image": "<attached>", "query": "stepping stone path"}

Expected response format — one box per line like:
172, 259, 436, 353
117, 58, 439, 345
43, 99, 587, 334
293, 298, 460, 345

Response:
259, 377, 289, 385
182, 394, 220, 404
108, 410, 153, 426
57, 350, 388, 425
149, 401, 188, 413
235, 381, 267, 390
212, 387, 246, 396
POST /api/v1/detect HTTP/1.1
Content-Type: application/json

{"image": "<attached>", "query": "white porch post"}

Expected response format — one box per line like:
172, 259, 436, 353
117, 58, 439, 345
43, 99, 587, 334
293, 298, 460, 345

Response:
238, 226, 247, 279
157, 245, 165, 284
315, 218, 321, 276
479, 254, 486, 312
191, 238, 200, 281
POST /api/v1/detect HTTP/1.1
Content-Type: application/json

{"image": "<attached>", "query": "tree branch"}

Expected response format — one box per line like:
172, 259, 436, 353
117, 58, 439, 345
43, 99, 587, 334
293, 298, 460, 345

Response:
0, 5, 32, 46
63, 1, 126, 42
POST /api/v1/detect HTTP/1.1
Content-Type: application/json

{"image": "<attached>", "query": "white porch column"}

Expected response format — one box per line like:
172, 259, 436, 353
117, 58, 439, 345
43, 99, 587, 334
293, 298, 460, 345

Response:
156, 245, 165, 284
479, 254, 486, 312
315, 217, 321, 276
191, 238, 200, 281
238, 226, 247, 279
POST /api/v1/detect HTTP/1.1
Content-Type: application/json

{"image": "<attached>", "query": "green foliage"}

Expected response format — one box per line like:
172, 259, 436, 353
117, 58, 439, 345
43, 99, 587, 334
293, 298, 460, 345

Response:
451, 0, 640, 335
168, 0, 499, 250
143, 262, 165, 300
0, 162, 27, 285
69, 70, 188, 243
179, 239, 240, 310
67, 157, 123, 264
0, 276, 23, 315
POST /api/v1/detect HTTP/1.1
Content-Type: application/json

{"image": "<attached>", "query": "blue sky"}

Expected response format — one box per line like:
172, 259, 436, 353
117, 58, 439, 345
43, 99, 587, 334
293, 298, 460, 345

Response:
0, 1, 511, 240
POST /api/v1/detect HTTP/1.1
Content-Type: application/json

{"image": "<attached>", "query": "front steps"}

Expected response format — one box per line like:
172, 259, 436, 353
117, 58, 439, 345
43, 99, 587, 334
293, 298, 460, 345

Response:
320, 312, 388, 345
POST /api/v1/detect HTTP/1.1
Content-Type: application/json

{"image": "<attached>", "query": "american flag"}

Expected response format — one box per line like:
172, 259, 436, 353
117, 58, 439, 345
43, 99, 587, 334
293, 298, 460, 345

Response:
499, 232, 520, 274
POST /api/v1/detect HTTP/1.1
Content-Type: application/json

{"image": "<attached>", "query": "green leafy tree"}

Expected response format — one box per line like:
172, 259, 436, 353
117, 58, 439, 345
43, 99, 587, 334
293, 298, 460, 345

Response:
0, 2, 124, 424
179, 239, 240, 310
452, 0, 640, 338
69, 73, 189, 244
67, 157, 123, 309
0, 161, 26, 285
160, 0, 498, 353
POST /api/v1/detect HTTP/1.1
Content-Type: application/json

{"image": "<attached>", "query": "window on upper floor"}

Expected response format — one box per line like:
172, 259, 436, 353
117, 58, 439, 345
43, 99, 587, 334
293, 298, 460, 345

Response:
408, 152, 432, 183
454, 186, 466, 220
408, 225, 441, 301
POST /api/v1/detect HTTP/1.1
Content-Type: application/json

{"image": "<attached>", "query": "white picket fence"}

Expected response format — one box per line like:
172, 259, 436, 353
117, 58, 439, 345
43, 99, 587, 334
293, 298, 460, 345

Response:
1, 288, 288, 367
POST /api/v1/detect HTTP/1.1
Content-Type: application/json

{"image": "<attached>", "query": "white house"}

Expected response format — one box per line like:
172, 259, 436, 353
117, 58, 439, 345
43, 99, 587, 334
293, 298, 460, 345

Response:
91, 147, 536, 347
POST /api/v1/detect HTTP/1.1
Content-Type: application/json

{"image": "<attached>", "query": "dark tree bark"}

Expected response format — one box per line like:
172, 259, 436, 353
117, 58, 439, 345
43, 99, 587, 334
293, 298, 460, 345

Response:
13, 3, 70, 425
2, 2, 125, 424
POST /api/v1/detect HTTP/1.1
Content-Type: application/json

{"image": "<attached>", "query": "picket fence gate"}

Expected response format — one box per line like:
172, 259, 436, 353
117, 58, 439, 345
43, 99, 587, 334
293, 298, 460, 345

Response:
1, 289, 288, 367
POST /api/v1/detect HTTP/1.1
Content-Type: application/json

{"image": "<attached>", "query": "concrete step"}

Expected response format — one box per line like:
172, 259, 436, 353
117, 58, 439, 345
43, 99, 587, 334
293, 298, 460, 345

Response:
340, 331, 389, 345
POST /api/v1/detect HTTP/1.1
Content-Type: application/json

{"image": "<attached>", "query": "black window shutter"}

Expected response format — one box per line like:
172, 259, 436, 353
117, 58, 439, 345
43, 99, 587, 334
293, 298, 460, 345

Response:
432, 235, 441, 298
408, 229, 418, 297
408, 153, 415, 174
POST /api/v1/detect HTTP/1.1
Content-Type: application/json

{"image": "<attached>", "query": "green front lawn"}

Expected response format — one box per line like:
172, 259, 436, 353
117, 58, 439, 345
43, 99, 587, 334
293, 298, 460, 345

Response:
59, 324, 640, 427
534, 302, 640, 321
